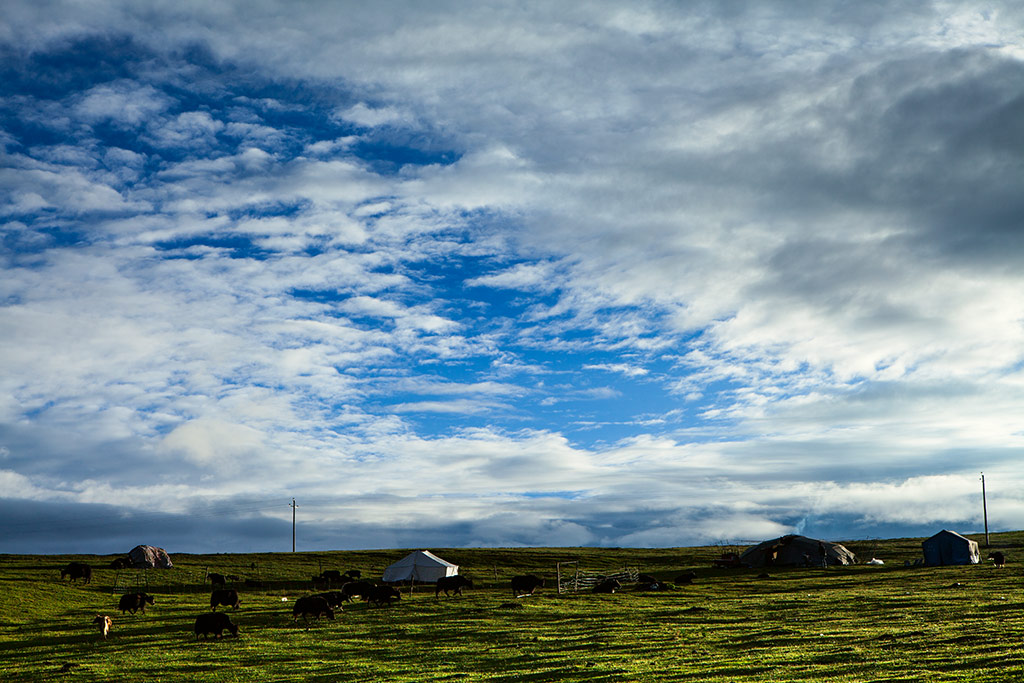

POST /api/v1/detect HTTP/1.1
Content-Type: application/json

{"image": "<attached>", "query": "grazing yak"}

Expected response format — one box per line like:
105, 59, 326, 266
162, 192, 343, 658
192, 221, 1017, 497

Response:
675, 571, 697, 585
61, 562, 92, 584
319, 569, 345, 584
92, 615, 112, 640
637, 574, 669, 591
989, 551, 1007, 568
313, 569, 360, 589
435, 575, 473, 597
311, 591, 347, 609
366, 585, 402, 607
194, 612, 239, 639
118, 592, 155, 615
340, 580, 375, 601
510, 574, 544, 597
592, 578, 621, 594
109, 557, 132, 570
207, 572, 227, 588
292, 595, 335, 624
210, 588, 241, 611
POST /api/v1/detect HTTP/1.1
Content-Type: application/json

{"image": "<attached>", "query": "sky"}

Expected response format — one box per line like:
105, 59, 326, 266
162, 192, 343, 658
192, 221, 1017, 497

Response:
2, 1, 1023, 555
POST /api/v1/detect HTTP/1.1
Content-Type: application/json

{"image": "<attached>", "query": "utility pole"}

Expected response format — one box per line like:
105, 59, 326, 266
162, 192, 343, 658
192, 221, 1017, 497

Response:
980, 473, 989, 548
290, 498, 298, 552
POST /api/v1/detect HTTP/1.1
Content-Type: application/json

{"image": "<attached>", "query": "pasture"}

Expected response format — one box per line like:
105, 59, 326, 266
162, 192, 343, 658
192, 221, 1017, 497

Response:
1, 533, 1022, 681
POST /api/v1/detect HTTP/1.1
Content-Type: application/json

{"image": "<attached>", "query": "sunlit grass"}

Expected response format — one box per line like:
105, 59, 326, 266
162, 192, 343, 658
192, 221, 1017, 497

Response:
0, 534, 1021, 681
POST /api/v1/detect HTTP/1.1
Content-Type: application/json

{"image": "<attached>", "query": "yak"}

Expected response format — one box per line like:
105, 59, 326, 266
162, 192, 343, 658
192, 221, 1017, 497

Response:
674, 571, 697, 585
340, 580, 375, 601
319, 569, 344, 585
194, 612, 239, 639
61, 562, 92, 584
592, 578, 621, 594
366, 585, 402, 607
510, 574, 544, 597
311, 591, 347, 608
292, 595, 335, 624
435, 575, 473, 597
210, 588, 241, 611
118, 592, 155, 615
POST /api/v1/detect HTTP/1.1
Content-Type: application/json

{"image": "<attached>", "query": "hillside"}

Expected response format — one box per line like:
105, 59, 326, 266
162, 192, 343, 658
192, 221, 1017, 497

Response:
1, 531, 1021, 681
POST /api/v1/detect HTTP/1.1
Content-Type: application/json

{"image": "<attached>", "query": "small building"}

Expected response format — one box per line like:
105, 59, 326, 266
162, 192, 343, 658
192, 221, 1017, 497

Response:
922, 530, 980, 566
382, 550, 458, 583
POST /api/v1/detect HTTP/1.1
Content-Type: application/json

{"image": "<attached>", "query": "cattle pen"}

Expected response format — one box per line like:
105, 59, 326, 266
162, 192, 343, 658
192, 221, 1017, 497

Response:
555, 560, 639, 593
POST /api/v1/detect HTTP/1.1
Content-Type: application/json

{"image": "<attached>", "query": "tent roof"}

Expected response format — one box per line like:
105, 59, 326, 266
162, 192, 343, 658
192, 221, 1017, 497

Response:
740, 534, 857, 566
924, 529, 974, 543
386, 550, 457, 570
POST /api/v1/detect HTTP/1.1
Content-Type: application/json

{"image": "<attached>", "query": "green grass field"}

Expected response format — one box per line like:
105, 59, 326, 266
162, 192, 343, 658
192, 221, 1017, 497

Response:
1, 533, 1021, 681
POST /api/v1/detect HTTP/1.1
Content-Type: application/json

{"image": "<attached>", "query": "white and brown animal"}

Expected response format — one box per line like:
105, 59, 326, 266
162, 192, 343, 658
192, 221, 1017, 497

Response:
988, 551, 1007, 568
92, 615, 112, 640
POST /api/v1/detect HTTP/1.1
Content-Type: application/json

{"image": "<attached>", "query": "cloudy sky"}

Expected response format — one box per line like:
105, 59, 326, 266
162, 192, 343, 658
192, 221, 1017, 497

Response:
2, 1, 1023, 555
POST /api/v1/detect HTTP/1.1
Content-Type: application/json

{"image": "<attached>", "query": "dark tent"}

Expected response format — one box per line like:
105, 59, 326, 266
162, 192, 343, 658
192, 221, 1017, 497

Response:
128, 544, 173, 569
922, 530, 979, 566
740, 534, 857, 567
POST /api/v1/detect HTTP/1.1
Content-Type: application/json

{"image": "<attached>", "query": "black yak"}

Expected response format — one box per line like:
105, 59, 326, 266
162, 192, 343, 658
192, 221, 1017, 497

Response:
194, 612, 239, 639
210, 588, 241, 611
118, 592, 155, 615
510, 574, 544, 597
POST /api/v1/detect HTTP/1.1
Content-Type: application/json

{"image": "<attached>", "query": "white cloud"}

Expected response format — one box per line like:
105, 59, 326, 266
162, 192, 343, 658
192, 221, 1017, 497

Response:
336, 102, 413, 128
583, 363, 649, 378
390, 399, 507, 415
158, 418, 266, 470
3, 0, 1024, 552
74, 80, 171, 126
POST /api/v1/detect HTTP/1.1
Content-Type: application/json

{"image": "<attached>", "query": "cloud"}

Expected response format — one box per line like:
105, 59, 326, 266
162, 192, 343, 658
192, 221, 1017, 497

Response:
2, 0, 1024, 553
158, 419, 266, 470
389, 399, 508, 415
74, 80, 171, 127
336, 102, 413, 128
583, 363, 649, 378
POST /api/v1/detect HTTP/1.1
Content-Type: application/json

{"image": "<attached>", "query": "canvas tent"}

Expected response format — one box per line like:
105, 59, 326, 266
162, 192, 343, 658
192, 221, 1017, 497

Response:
382, 550, 458, 583
922, 530, 980, 566
128, 544, 173, 569
740, 534, 858, 567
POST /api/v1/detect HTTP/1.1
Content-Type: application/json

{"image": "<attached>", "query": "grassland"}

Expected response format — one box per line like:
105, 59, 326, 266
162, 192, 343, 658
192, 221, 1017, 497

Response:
1, 532, 1022, 681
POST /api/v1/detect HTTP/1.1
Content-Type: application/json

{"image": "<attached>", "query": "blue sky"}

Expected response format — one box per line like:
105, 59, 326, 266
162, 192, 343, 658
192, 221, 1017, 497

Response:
2, 1, 1024, 554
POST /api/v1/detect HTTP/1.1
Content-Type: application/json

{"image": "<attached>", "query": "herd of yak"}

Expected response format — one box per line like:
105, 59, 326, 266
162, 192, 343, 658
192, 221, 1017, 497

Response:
61, 560, 665, 641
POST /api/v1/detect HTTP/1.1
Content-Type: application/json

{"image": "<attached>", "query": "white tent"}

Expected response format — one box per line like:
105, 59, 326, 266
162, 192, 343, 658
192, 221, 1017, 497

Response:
382, 550, 458, 583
